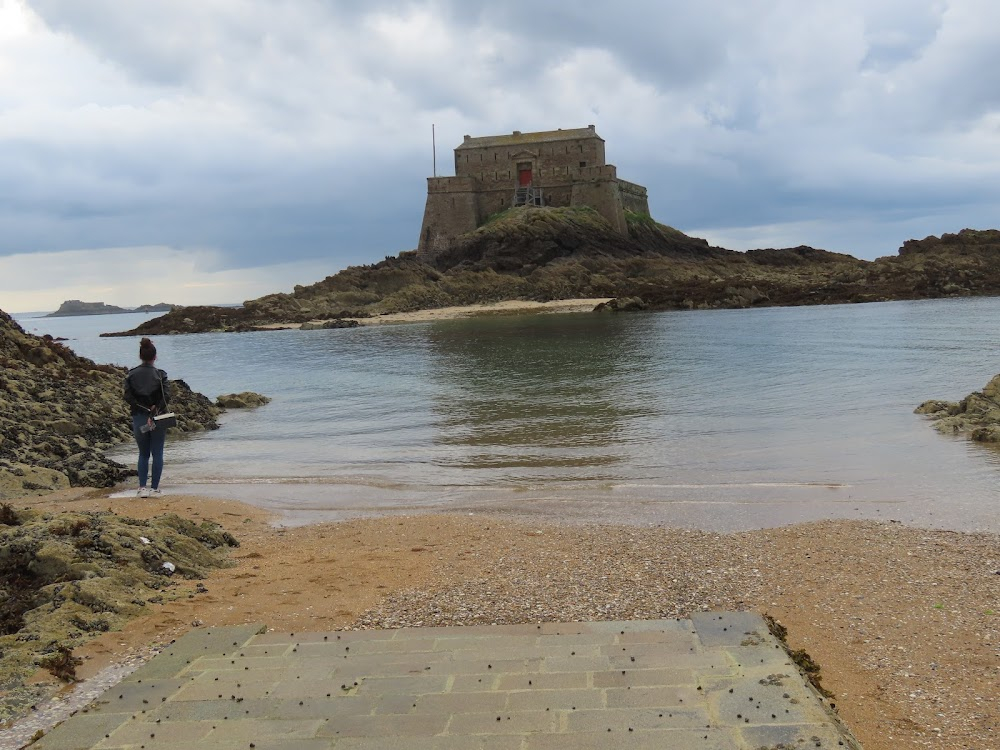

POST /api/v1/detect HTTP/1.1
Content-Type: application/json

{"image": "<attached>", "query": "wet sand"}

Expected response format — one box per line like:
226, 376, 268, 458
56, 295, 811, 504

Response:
8, 487, 999, 750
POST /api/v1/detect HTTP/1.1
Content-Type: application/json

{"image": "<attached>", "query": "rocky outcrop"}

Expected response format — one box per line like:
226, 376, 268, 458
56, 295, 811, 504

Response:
216, 392, 271, 409
103, 212, 1000, 336
0, 506, 237, 719
593, 297, 648, 312
0, 308, 221, 497
915, 373, 1000, 442
299, 319, 361, 330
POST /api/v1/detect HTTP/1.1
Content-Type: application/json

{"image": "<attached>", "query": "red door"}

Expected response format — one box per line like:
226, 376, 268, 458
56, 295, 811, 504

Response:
518, 166, 532, 186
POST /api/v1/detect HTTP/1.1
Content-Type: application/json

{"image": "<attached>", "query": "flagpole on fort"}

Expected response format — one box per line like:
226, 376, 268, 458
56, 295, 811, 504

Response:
432, 123, 437, 177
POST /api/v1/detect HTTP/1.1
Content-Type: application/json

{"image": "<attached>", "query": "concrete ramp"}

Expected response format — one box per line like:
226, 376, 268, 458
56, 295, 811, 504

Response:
30, 613, 860, 749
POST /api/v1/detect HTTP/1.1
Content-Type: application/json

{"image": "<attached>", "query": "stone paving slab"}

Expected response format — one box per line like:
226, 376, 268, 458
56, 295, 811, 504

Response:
29, 613, 862, 749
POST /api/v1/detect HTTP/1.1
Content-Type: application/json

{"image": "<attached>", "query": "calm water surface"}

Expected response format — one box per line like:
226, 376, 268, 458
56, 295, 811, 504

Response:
16, 299, 1000, 531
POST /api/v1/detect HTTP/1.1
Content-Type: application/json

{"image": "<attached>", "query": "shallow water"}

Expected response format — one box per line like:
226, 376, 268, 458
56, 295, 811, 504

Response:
15, 299, 1000, 531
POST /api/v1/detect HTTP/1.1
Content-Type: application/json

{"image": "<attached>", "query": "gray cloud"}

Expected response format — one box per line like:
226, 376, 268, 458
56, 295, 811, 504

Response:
2, 0, 999, 312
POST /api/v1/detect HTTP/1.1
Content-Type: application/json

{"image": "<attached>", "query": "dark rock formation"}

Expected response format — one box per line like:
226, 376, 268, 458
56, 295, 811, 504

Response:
299, 319, 361, 330
0, 308, 220, 497
916, 373, 1000, 442
103, 212, 1000, 336
46, 300, 129, 317
216, 392, 271, 409
594, 297, 648, 312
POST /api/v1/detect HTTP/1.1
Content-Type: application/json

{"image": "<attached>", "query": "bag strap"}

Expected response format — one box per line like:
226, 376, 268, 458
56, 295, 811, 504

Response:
153, 367, 166, 415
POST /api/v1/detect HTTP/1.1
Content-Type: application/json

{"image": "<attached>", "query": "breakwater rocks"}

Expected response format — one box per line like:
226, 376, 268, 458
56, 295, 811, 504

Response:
105, 215, 1000, 337
0, 309, 220, 497
915, 373, 1000, 441
0, 505, 238, 721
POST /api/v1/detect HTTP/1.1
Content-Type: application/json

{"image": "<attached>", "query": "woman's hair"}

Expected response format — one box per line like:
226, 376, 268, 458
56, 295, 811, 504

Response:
139, 337, 157, 362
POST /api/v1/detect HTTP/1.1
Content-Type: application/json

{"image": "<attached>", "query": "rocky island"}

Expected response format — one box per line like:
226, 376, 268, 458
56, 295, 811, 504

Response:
45, 300, 175, 317
104, 210, 1000, 336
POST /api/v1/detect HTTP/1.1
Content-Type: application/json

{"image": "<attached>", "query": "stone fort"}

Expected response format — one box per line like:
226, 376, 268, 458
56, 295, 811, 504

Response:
417, 125, 649, 260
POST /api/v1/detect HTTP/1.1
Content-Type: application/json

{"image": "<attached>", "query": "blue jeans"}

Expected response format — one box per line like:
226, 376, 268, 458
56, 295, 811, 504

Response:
132, 414, 167, 489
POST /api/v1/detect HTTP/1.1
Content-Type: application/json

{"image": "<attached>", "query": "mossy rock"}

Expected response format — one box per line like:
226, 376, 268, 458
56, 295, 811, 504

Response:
0, 508, 239, 722
216, 391, 272, 409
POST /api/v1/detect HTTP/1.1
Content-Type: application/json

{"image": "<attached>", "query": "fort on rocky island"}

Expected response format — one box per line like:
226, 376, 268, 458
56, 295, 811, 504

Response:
417, 125, 649, 261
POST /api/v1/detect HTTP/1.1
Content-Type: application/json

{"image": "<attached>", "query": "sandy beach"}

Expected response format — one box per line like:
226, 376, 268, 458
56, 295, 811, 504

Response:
6, 487, 997, 750
252, 298, 614, 330
356, 298, 614, 325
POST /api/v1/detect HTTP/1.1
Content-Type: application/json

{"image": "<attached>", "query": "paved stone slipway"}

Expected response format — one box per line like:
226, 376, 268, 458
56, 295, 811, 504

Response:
23, 613, 861, 750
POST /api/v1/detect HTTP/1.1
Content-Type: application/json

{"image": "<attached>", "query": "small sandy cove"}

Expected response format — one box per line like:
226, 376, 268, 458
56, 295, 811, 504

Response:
15, 488, 999, 750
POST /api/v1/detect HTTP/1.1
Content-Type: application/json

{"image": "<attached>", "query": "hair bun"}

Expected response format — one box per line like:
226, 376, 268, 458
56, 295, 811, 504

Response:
139, 337, 157, 361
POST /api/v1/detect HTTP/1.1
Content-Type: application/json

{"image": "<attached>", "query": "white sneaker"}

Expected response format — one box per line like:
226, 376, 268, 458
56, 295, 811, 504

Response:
137, 487, 150, 498
150, 489, 163, 497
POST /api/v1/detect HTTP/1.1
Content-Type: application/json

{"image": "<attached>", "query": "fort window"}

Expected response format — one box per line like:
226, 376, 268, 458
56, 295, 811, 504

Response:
580, 161, 586, 168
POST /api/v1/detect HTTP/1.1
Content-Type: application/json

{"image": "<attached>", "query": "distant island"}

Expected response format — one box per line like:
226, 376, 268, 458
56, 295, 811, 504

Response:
45, 300, 176, 317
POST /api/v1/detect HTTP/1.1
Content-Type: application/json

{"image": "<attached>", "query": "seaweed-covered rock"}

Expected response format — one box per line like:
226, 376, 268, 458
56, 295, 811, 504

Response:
216, 391, 271, 409
916, 373, 1000, 441
0, 506, 238, 719
0, 308, 220, 497
299, 319, 361, 330
593, 296, 647, 312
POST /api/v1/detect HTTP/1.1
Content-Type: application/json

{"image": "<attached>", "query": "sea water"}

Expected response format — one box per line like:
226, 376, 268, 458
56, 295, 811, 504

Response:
14, 299, 1000, 531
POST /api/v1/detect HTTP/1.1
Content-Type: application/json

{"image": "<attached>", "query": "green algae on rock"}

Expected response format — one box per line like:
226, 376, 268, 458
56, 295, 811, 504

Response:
0, 505, 238, 723
216, 392, 272, 409
915, 373, 1000, 442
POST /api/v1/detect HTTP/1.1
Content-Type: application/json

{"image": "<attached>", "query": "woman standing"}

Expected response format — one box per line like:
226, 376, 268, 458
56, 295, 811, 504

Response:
124, 337, 169, 497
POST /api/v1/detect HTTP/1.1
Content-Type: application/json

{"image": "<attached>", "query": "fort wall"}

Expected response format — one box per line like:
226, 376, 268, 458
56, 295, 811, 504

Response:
418, 177, 479, 257
417, 127, 651, 260
618, 178, 650, 215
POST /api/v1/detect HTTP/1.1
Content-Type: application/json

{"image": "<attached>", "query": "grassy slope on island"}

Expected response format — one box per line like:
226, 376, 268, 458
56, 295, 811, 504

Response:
106, 209, 1000, 336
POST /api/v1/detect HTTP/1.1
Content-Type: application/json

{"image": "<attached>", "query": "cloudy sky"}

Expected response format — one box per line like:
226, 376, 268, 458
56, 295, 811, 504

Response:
1, 0, 998, 311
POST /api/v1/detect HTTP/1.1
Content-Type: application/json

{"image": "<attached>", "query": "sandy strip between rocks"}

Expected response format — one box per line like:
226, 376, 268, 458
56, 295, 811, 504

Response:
252, 298, 613, 330
7, 489, 998, 750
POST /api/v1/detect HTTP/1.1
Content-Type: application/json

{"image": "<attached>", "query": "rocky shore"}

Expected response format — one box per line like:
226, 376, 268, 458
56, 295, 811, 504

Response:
0, 308, 222, 497
0, 501, 238, 723
916, 373, 1000, 442
103, 213, 1000, 336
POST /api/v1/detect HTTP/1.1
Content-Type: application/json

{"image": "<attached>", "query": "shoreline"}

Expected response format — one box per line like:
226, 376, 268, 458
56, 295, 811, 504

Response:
251, 297, 613, 330
3, 488, 997, 750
